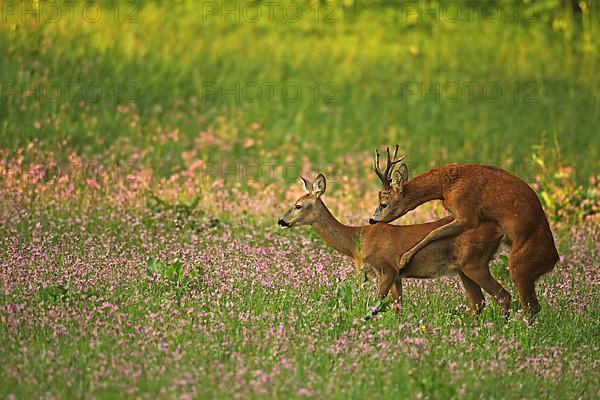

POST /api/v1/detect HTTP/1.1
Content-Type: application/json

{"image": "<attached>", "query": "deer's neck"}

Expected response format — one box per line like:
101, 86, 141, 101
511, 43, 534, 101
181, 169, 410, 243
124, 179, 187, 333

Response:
404, 168, 445, 210
311, 200, 361, 258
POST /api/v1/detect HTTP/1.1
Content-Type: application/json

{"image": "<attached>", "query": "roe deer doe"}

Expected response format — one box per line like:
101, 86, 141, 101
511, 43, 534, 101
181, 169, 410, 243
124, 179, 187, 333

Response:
369, 146, 559, 317
278, 173, 511, 316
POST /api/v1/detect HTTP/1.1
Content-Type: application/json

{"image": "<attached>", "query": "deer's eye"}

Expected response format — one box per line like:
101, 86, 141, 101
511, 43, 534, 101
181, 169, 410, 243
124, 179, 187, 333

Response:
295, 204, 302, 209
381, 203, 388, 209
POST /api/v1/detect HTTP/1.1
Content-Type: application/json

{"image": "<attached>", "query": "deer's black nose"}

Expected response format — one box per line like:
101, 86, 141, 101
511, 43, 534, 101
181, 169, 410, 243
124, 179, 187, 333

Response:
369, 218, 377, 225
278, 219, 290, 227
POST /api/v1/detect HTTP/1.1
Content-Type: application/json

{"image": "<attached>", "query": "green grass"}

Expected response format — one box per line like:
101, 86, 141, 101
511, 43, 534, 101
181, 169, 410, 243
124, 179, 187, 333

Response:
0, 201, 598, 398
1, 1, 599, 398
1, 0, 599, 179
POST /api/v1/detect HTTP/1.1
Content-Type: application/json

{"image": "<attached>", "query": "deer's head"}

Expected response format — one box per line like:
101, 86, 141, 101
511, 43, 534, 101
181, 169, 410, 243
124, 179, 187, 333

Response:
369, 145, 410, 224
278, 174, 327, 228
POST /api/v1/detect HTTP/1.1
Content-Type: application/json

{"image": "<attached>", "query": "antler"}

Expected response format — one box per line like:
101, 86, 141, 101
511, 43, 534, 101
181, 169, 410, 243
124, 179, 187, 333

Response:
373, 145, 405, 190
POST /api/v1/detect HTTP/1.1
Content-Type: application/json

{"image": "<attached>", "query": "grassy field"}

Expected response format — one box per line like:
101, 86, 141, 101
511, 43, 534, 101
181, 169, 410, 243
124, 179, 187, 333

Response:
1, 0, 600, 399
1, 0, 599, 179
0, 187, 598, 399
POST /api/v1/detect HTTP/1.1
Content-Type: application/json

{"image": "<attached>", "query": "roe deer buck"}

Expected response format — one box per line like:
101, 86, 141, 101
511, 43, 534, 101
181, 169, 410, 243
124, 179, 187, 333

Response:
369, 146, 559, 317
278, 173, 511, 316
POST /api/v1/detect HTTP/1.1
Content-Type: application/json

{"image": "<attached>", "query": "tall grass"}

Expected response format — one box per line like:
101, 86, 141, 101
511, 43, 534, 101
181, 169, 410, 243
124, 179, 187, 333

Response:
0, 195, 598, 399
0, 5, 599, 396
0, 0, 598, 179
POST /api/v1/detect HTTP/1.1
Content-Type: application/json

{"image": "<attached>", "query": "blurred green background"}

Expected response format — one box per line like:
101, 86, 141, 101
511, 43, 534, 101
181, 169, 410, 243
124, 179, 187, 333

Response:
1, 0, 598, 180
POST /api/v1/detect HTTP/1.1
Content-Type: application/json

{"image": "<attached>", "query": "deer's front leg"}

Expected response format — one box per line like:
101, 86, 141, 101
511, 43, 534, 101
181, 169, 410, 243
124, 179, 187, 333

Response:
399, 219, 470, 269
371, 271, 396, 316
390, 276, 403, 314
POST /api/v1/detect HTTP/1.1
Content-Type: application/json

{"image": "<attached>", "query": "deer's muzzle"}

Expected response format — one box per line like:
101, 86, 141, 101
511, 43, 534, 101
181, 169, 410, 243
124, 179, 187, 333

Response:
278, 219, 290, 227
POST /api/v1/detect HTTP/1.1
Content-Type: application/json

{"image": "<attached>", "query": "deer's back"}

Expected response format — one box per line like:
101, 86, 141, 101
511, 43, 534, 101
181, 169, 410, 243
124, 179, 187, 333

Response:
361, 217, 455, 277
361, 217, 502, 279
361, 216, 453, 259
438, 164, 552, 240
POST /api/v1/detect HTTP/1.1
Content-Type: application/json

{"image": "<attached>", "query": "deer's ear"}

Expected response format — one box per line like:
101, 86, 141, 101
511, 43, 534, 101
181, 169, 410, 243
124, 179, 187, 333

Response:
300, 176, 313, 193
392, 164, 408, 191
398, 163, 409, 182
313, 173, 327, 197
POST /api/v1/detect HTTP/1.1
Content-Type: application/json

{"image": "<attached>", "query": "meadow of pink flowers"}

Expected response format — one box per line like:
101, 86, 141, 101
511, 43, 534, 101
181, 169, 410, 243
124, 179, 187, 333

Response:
1, 146, 598, 398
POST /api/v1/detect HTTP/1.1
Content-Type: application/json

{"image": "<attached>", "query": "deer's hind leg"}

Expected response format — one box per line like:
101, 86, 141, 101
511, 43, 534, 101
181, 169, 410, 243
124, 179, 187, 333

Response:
506, 225, 558, 320
461, 262, 512, 316
511, 270, 539, 318
458, 271, 485, 315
